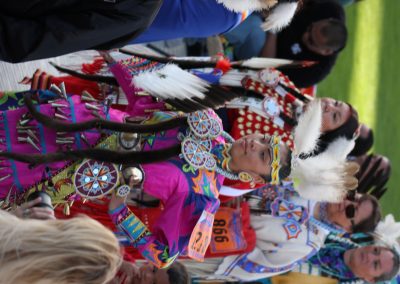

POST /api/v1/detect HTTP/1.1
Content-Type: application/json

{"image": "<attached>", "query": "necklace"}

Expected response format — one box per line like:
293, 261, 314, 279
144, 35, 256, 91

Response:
312, 243, 357, 280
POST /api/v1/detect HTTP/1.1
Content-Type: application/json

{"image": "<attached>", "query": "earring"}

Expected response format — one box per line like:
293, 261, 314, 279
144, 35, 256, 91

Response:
238, 172, 253, 183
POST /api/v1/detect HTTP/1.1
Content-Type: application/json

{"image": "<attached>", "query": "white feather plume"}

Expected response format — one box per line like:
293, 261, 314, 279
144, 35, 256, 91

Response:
261, 2, 298, 31
289, 100, 360, 203
132, 64, 209, 101
215, 0, 277, 12
373, 215, 400, 261
293, 99, 322, 156
376, 214, 400, 242
322, 136, 356, 161
241, 57, 294, 69
292, 156, 348, 202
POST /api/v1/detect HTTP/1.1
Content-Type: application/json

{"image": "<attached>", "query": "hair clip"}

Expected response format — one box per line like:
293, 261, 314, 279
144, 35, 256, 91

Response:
270, 135, 281, 185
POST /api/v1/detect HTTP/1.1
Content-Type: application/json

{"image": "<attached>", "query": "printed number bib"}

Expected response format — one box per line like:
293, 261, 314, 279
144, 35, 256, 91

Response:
188, 210, 214, 262
209, 207, 247, 254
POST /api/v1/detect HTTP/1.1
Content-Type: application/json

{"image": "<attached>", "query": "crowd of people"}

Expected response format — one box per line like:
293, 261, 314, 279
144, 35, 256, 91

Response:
0, 0, 397, 283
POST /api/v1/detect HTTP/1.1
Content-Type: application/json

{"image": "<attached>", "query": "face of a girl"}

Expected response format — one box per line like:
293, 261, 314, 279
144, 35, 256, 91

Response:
229, 133, 289, 182
320, 97, 351, 132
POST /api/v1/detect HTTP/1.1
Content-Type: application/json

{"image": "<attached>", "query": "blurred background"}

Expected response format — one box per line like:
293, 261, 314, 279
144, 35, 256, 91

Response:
318, 0, 400, 218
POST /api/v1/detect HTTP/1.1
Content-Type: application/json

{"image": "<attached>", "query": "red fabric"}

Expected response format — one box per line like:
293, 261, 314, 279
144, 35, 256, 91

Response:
50, 76, 103, 100
228, 76, 299, 147
81, 57, 106, 74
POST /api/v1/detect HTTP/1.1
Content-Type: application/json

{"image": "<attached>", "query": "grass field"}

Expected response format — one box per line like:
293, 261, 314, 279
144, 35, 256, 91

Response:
318, 0, 400, 218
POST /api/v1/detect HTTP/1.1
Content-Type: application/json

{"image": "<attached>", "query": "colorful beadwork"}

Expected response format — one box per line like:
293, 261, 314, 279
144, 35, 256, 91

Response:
187, 111, 222, 138
283, 221, 303, 240
271, 197, 309, 240
74, 160, 119, 199
116, 184, 131, 198
181, 138, 216, 171
181, 110, 234, 176
270, 135, 281, 185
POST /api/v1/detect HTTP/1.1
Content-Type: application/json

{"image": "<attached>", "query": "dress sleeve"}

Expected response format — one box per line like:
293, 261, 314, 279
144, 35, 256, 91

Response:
109, 204, 179, 269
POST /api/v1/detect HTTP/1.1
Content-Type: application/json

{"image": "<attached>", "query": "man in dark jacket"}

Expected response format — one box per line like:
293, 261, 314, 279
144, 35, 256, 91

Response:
225, 0, 347, 87
0, 0, 163, 63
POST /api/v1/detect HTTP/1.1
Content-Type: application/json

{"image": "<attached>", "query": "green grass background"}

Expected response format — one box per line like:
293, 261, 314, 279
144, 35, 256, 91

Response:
318, 0, 400, 218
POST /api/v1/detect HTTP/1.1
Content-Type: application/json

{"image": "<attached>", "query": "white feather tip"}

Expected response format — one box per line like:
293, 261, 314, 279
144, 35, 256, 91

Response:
293, 99, 322, 155
260, 2, 298, 32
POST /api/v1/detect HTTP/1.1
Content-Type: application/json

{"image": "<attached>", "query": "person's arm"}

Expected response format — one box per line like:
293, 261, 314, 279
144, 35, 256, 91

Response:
259, 32, 278, 58
109, 194, 178, 269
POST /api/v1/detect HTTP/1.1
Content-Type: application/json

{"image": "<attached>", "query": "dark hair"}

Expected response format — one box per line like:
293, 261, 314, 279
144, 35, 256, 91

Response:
374, 247, 400, 282
349, 127, 374, 157
320, 18, 348, 52
352, 194, 381, 233
167, 262, 189, 284
313, 104, 359, 156
280, 149, 293, 180
356, 154, 391, 199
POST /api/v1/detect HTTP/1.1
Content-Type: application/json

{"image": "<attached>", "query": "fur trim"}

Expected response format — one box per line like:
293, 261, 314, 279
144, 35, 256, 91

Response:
132, 64, 209, 101
261, 2, 298, 31
293, 99, 322, 155
216, 0, 277, 12
241, 57, 293, 69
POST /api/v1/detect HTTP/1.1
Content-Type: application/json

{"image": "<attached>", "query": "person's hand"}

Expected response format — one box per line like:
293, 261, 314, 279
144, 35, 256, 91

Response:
13, 197, 55, 220
109, 189, 127, 212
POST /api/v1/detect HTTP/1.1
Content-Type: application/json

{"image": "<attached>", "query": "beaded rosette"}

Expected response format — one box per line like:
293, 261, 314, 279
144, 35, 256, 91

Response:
73, 160, 119, 199
180, 111, 225, 171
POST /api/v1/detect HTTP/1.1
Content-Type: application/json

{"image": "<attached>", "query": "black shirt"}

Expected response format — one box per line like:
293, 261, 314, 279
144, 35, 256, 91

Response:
276, 0, 346, 87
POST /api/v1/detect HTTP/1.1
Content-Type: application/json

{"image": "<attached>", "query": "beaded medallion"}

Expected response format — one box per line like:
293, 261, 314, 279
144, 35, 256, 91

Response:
74, 160, 119, 198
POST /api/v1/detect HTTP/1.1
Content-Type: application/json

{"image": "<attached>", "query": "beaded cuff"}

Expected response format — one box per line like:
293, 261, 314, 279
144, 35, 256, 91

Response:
109, 204, 150, 245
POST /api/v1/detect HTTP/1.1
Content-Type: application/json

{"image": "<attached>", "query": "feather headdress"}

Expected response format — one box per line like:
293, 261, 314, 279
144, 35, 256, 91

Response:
290, 99, 359, 202
132, 64, 209, 101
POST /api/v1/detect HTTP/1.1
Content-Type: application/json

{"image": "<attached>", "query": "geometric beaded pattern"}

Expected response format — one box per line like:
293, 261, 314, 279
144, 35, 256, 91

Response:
187, 111, 222, 138
74, 159, 119, 199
